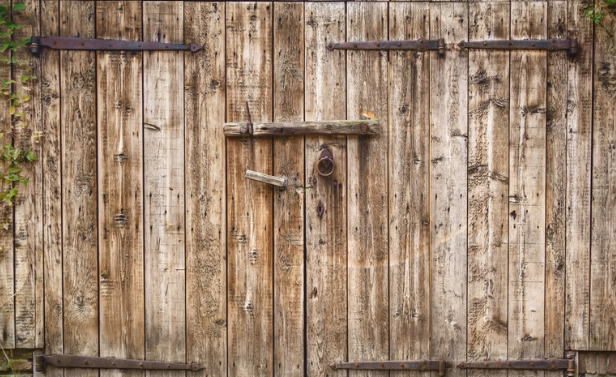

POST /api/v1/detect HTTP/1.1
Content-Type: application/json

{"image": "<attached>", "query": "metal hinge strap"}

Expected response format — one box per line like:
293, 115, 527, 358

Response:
458, 358, 575, 376
330, 360, 446, 375
28, 36, 203, 55
459, 38, 578, 56
35, 354, 205, 373
327, 39, 445, 54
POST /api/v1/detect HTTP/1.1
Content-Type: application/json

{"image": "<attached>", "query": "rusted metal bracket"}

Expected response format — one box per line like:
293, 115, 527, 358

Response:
327, 39, 445, 55
457, 358, 575, 376
35, 354, 205, 373
28, 36, 204, 55
330, 360, 446, 375
316, 147, 335, 177
458, 38, 578, 57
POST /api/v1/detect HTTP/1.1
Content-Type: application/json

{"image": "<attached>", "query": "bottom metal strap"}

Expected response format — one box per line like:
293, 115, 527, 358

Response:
35, 354, 205, 372
330, 360, 446, 375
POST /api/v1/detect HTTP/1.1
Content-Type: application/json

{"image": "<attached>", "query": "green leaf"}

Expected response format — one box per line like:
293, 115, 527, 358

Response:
12, 3, 25, 10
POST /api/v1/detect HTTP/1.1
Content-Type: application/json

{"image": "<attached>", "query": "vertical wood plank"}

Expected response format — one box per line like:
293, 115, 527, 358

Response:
590, 0, 616, 351
304, 3, 347, 376
13, 0, 43, 349
388, 3, 430, 373
60, 2, 98, 376
96, 2, 144, 377
143, 2, 185, 374
509, 2, 547, 375
430, 4, 468, 376
273, 3, 304, 377
347, 2, 389, 373
226, 3, 273, 376
184, 3, 227, 376
41, 1, 62, 375
545, 0, 567, 366
565, 0, 593, 351
467, 3, 509, 375
0, 0, 15, 349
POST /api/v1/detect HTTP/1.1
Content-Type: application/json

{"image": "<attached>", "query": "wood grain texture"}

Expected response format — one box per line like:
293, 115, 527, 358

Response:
41, 2, 62, 375
304, 3, 347, 376
96, 3, 144, 377
226, 3, 273, 376
184, 3, 227, 376
60, 2, 98, 376
224, 119, 379, 137
467, 4, 509, 376
508, 2, 546, 374
388, 3, 430, 373
13, 0, 43, 349
545, 0, 567, 364
273, 4, 304, 376
430, 4, 468, 376
590, 0, 616, 351
565, 0, 593, 351
143, 2, 185, 374
347, 3, 389, 374
0, 0, 14, 349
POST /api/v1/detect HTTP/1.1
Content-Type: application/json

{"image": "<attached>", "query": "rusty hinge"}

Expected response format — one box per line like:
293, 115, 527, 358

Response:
458, 358, 575, 376
330, 360, 446, 375
35, 354, 205, 373
327, 39, 446, 55
28, 36, 203, 55
458, 38, 578, 57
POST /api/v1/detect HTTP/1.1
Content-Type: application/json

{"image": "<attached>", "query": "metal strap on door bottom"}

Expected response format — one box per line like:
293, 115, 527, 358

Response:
330, 360, 446, 375
35, 354, 205, 373
28, 36, 204, 55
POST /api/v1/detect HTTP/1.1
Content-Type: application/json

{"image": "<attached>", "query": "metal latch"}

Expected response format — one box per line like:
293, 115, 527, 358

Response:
330, 360, 446, 375
28, 36, 203, 55
35, 354, 205, 373
458, 358, 575, 376
458, 38, 578, 57
327, 39, 445, 55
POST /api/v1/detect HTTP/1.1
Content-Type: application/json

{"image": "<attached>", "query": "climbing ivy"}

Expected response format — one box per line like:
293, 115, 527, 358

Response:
0, 2, 39, 236
586, 0, 616, 52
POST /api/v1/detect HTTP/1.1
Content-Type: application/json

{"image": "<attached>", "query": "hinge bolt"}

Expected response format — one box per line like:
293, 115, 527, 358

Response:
397, 42, 401, 46
484, 362, 488, 366
376, 42, 380, 47
483, 42, 487, 46
400, 364, 405, 368
354, 43, 358, 48
84, 360, 88, 365
507, 362, 512, 366
423, 360, 427, 364
530, 362, 535, 367
531, 43, 536, 47
380, 363, 384, 368
328, 43, 332, 49
355, 364, 359, 368
509, 42, 513, 46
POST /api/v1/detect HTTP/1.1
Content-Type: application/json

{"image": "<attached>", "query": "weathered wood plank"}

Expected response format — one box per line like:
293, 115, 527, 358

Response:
509, 2, 547, 374
0, 0, 15, 349
273, 4, 304, 376
96, 2, 144, 377
226, 3, 273, 376
224, 119, 379, 137
143, 2, 185, 375
388, 3, 430, 374
590, 0, 616, 351
467, 3, 509, 376
41, 1, 62, 375
565, 0, 593, 351
545, 0, 567, 366
430, 3, 468, 377
347, 3, 388, 374
304, 3, 347, 376
60, 2, 98, 376
13, 0, 43, 349
184, 3, 227, 376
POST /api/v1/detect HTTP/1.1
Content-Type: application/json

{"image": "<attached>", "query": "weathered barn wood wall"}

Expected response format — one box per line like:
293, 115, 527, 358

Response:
0, 1, 615, 376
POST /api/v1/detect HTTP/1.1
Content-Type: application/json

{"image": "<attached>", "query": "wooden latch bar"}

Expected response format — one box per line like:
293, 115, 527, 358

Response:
458, 358, 575, 376
28, 36, 204, 55
245, 170, 288, 189
35, 354, 205, 373
223, 119, 379, 137
330, 360, 446, 375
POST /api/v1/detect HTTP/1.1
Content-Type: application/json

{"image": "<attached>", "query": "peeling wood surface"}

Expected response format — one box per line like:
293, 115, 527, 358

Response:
4, 2, 615, 374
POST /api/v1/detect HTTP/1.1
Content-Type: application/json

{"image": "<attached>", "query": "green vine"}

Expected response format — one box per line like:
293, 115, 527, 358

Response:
586, 0, 616, 52
0, 2, 39, 236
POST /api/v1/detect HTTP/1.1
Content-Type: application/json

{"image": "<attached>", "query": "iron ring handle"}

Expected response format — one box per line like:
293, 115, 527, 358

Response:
316, 156, 335, 177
